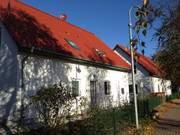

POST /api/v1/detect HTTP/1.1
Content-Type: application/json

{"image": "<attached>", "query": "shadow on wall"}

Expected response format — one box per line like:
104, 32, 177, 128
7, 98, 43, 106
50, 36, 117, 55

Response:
138, 77, 152, 95
0, 7, 73, 133
21, 56, 72, 120
0, 36, 19, 134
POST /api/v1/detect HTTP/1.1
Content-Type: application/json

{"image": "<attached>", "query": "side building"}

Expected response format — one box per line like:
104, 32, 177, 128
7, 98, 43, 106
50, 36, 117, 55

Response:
114, 44, 171, 98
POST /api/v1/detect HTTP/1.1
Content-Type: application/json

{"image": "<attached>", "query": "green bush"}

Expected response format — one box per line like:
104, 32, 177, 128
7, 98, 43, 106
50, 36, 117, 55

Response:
31, 82, 76, 128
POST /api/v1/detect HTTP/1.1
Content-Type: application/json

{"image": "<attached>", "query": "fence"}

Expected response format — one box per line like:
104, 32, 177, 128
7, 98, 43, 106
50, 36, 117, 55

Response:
137, 96, 160, 117
34, 92, 180, 135
64, 105, 134, 135
166, 92, 180, 101
63, 96, 163, 135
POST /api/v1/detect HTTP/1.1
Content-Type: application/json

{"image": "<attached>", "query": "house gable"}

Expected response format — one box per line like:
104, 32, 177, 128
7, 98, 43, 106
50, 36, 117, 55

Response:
114, 45, 162, 77
114, 46, 150, 77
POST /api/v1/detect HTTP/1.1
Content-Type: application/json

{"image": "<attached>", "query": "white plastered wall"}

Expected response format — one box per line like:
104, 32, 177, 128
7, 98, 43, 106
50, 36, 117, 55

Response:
151, 77, 171, 95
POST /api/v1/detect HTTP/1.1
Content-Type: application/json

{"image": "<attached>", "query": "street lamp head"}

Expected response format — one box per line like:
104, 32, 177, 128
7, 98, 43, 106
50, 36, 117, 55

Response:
143, 0, 149, 7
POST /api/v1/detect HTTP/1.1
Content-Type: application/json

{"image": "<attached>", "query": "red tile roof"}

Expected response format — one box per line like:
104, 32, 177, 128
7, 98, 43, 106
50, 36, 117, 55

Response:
0, 0, 130, 70
114, 45, 162, 76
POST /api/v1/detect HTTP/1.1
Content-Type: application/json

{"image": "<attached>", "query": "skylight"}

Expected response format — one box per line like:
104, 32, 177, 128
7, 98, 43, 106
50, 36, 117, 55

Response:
64, 38, 80, 50
95, 48, 106, 57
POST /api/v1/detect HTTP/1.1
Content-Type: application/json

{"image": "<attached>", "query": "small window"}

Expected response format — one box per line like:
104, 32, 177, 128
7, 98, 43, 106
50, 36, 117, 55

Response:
158, 85, 160, 92
121, 88, 125, 95
129, 84, 138, 94
72, 81, 79, 97
64, 38, 80, 50
0, 27, 1, 47
95, 48, 106, 57
104, 81, 111, 95
134, 64, 137, 74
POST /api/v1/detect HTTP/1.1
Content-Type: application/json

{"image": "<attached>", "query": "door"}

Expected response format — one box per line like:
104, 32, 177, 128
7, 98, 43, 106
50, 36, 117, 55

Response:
90, 81, 97, 107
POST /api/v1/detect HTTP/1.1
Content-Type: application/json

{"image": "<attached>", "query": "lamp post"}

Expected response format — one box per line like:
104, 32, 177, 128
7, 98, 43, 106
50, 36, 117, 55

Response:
128, 0, 149, 129
128, 6, 139, 129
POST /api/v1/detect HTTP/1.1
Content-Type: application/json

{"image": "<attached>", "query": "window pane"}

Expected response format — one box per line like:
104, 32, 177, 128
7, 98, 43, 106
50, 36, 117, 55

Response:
121, 88, 124, 94
72, 81, 79, 96
104, 81, 110, 95
134, 64, 137, 74
129, 84, 138, 94
64, 38, 80, 50
129, 85, 133, 93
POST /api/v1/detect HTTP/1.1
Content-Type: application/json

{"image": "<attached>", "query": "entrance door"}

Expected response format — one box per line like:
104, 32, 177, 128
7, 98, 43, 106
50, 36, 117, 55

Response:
90, 81, 97, 107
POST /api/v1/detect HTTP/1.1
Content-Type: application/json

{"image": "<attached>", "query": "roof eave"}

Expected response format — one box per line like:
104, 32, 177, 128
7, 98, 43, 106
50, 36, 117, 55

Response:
18, 46, 130, 72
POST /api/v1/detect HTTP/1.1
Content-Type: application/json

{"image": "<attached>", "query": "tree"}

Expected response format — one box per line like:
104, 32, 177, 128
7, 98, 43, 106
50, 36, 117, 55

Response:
154, 0, 180, 91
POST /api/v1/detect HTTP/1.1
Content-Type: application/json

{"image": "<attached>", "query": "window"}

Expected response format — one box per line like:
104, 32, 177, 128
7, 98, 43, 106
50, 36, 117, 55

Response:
64, 38, 80, 50
129, 84, 138, 94
0, 27, 1, 47
72, 81, 79, 97
104, 81, 111, 95
134, 64, 137, 74
121, 88, 125, 95
95, 48, 106, 57
158, 85, 160, 92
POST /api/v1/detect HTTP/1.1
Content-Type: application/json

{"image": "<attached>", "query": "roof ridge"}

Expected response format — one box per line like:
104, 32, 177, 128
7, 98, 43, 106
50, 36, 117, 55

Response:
16, 0, 60, 21
65, 21, 95, 36
16, 0, 95, 36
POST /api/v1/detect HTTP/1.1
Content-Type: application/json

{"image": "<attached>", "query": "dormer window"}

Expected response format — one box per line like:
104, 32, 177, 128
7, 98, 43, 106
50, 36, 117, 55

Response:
95, 48, 106, 57
64, 38, 80, 50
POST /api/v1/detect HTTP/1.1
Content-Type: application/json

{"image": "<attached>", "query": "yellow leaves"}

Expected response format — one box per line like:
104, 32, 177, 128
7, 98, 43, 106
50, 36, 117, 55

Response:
143, 0, 149, 7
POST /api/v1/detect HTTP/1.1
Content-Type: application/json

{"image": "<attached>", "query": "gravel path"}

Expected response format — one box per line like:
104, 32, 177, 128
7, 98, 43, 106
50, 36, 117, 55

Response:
154, 105, 180, 135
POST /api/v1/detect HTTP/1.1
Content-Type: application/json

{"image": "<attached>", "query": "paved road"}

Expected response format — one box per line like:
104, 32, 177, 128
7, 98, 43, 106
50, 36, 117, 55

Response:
154, 105, 180, 135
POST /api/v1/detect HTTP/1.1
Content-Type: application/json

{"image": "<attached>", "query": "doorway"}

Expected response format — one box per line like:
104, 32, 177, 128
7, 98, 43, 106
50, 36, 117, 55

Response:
90, 81, 97, 107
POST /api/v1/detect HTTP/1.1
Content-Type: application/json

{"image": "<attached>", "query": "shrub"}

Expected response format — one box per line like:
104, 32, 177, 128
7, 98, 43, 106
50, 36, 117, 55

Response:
31, 81, 76, 128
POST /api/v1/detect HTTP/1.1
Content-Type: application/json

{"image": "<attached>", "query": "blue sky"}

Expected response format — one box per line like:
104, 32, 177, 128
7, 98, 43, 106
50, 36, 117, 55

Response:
21, 0, 158, 57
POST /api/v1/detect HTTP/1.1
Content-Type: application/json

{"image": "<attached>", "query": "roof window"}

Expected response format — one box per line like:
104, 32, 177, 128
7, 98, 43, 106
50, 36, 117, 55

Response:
64, 38, 80, 50
95, 48, 106, 57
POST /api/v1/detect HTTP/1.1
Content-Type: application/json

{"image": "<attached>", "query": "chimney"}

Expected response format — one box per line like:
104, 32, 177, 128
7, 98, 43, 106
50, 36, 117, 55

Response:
59, 14, 67, 21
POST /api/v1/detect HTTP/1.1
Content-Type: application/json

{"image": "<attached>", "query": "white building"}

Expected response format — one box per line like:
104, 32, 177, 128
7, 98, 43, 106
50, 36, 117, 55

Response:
0, 0, 130, 123
114, 45, 172, 99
